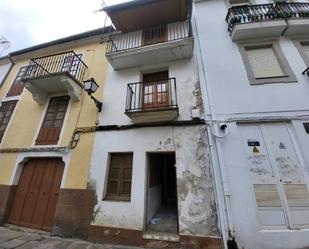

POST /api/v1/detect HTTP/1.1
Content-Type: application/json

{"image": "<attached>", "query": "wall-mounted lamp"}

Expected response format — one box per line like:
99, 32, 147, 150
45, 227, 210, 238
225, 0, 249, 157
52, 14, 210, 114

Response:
83, 78, 102, 112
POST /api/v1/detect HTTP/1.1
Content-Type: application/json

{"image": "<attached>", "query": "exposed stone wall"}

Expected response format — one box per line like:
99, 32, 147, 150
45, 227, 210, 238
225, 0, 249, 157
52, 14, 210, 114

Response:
174, 125, 219, 237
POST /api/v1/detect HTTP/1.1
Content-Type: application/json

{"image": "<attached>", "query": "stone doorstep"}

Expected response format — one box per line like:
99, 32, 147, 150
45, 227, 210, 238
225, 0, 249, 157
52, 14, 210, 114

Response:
142, 232, 180, 242
2, 224, 50, 236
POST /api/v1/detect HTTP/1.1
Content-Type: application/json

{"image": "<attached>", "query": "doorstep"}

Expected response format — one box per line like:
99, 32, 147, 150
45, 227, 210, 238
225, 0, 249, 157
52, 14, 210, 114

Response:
142, 231, 180, 242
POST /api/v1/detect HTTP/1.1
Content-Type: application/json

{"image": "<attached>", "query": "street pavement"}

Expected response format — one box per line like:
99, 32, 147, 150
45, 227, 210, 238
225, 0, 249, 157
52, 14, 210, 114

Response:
0, 226, 146, 249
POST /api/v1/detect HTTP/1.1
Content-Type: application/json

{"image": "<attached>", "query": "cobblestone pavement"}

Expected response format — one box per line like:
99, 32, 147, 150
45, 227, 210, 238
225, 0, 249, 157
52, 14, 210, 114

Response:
0, 226, 146, 249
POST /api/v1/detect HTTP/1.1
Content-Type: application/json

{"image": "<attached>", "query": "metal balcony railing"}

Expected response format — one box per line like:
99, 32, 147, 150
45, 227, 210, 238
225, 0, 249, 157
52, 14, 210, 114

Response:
106, 20, 192, 54
226, 2, 309, 32
125, 78, 178, 113
303, 67, 309, 77
22, 51, 88, 85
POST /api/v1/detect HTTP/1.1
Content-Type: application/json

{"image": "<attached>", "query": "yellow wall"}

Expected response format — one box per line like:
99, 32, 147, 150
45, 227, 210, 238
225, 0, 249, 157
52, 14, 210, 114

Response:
0, 42, 108, 189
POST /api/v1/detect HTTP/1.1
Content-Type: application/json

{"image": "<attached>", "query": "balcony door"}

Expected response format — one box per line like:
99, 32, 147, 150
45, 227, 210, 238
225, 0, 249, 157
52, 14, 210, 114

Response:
62, 54, 82, 78
142, 24, 167, 46
142, 71, 169, 109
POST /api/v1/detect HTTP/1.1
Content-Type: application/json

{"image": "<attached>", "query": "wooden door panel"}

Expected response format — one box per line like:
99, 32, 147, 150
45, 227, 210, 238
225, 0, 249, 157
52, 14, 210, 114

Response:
8, 161, 36, 224
42, 160, 64, 231
19, 163, 45, 227
31, 160, 57, 229
8, 158, 64, 231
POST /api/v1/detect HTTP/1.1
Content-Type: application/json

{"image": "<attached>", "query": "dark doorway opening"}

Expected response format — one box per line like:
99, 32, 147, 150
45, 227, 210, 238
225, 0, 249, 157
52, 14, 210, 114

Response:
146, 152, 178, 234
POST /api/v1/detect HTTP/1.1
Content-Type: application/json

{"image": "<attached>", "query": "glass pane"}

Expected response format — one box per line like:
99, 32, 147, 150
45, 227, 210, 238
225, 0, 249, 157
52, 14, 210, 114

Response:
0, 125, 6, 131
45, 113, 53, 121
5, 111, 12, 118
43, 120, 52, 127
0, 112, 4, 118
2, 118, 9, 124
56, 112, 65, 119
54, 120, 62, 127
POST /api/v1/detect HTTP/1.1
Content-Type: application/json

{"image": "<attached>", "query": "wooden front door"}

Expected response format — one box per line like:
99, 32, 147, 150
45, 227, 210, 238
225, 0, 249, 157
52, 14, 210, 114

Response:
143, 71, 169, 109
9, 158, 64, 231
142, 24, 167, 46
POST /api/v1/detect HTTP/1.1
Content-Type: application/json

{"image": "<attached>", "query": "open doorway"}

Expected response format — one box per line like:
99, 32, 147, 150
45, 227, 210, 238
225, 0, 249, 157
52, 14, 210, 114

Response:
146, 152, 178, 235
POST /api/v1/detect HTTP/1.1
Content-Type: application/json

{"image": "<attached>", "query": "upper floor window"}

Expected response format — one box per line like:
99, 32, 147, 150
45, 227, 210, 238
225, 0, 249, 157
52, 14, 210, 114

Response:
35, 96, 69, 145
142, 71, 169, 109
105, 153, 133, 201
0, 101, 17, 143
239, 42, 297, 85
301, 42, 309, 64
61, 54, 82, 78
6, 66, 27, 97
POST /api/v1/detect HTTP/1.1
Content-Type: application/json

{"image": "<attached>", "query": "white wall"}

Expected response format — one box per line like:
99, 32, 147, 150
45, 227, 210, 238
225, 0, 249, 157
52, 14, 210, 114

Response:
193, 0, 309, 248
147, 185, 162, 223
194, 0, 309, 120
100, 58, 198, 126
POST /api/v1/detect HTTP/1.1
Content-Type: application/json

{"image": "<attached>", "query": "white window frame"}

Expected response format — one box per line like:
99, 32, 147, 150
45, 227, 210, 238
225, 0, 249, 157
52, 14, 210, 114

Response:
239, 41, 297, 85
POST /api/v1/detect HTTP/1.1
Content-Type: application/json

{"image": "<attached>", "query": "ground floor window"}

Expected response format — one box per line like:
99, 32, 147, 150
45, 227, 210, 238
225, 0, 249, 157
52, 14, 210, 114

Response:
105, 153, 133, 201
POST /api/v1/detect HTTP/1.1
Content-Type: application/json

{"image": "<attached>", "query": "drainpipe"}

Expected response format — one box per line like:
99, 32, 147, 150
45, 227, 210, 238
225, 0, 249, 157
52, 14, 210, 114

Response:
192, 7, 235, 249
0, 56, 14, 88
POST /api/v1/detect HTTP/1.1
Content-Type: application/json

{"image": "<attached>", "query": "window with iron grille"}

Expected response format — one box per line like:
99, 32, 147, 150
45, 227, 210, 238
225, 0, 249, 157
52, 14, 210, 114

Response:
0, 101, 17, 142
106, 153, 133, 201
35, 96, 70, 145
6, 66, 28, 97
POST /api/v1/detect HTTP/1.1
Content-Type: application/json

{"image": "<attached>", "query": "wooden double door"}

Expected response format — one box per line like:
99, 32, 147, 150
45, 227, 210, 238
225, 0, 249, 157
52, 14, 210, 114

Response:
9, 158, 64, 231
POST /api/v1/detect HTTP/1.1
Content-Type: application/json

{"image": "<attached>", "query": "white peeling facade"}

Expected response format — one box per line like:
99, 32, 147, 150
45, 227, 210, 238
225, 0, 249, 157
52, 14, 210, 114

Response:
88, 0, 221, 248
193, 0, 309, 248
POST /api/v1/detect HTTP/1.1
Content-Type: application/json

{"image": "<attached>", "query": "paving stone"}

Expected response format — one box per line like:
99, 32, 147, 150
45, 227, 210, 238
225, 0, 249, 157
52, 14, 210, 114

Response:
66, 242, 90, 249
15, 241, 40, 249
0, 239, 27, 249
0, 230, 23, 243
18, 233, 43, 242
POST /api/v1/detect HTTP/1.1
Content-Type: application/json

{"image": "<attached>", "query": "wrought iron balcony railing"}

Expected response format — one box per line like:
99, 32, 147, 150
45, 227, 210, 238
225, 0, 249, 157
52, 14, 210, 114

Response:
125, 78, 178, 113
22, 51, 88, 85
226, 2, 309, 32
303, 67, 309, 77
106, 20, 192, 54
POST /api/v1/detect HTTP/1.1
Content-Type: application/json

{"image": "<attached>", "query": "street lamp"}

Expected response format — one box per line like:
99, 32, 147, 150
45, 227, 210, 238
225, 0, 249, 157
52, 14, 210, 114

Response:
83, 78, 102, 112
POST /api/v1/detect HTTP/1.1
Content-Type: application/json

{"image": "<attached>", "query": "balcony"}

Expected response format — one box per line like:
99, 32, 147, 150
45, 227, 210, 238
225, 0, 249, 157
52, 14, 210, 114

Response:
226, 2, 309, 41
106, 20, 193, 69
125, 78, 178, 123
22, 51, 88, 105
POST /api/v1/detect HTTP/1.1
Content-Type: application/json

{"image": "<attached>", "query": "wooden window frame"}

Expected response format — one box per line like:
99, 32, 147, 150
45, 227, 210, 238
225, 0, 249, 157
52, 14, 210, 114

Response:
142, 71, 170, 110
0, 101, 17, 143
105, 153, 133, 202
35, 96, 70, 145
6, 66, 28, 97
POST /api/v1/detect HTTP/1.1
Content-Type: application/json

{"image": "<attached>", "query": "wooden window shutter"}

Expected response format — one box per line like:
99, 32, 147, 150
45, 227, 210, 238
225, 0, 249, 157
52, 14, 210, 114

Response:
246, 47, 284, 78
106, 153, 133, 201
0, 101, 17, 142
7, 67, 28, 97
35, 96, 69, 145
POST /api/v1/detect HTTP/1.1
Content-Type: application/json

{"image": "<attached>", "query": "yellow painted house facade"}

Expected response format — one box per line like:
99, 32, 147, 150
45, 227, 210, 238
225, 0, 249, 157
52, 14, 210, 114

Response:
0, 27, 112, 237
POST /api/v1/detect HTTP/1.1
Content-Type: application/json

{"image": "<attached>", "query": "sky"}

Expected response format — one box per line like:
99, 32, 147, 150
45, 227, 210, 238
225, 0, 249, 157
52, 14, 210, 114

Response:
0, 0, 127, 55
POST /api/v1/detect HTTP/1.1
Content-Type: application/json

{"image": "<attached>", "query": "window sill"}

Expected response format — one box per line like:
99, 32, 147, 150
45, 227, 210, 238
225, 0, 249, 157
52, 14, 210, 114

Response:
103, 196, 131, 202
250, 75, 298, 85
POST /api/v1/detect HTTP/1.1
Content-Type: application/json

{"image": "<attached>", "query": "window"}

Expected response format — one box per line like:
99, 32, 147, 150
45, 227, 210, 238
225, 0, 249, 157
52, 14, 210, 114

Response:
6, 66, 27, 97
35, 96, 69, 145
61, 54, 82, 78
142, 71, 170, 109
295, 41, 309, 66
239, 42, 296, 84
0, 101, 17, 142
106, 153, 133, 201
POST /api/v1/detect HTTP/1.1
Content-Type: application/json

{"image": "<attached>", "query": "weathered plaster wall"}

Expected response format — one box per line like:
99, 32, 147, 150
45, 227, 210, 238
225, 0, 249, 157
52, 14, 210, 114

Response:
90, 125, 219, 237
